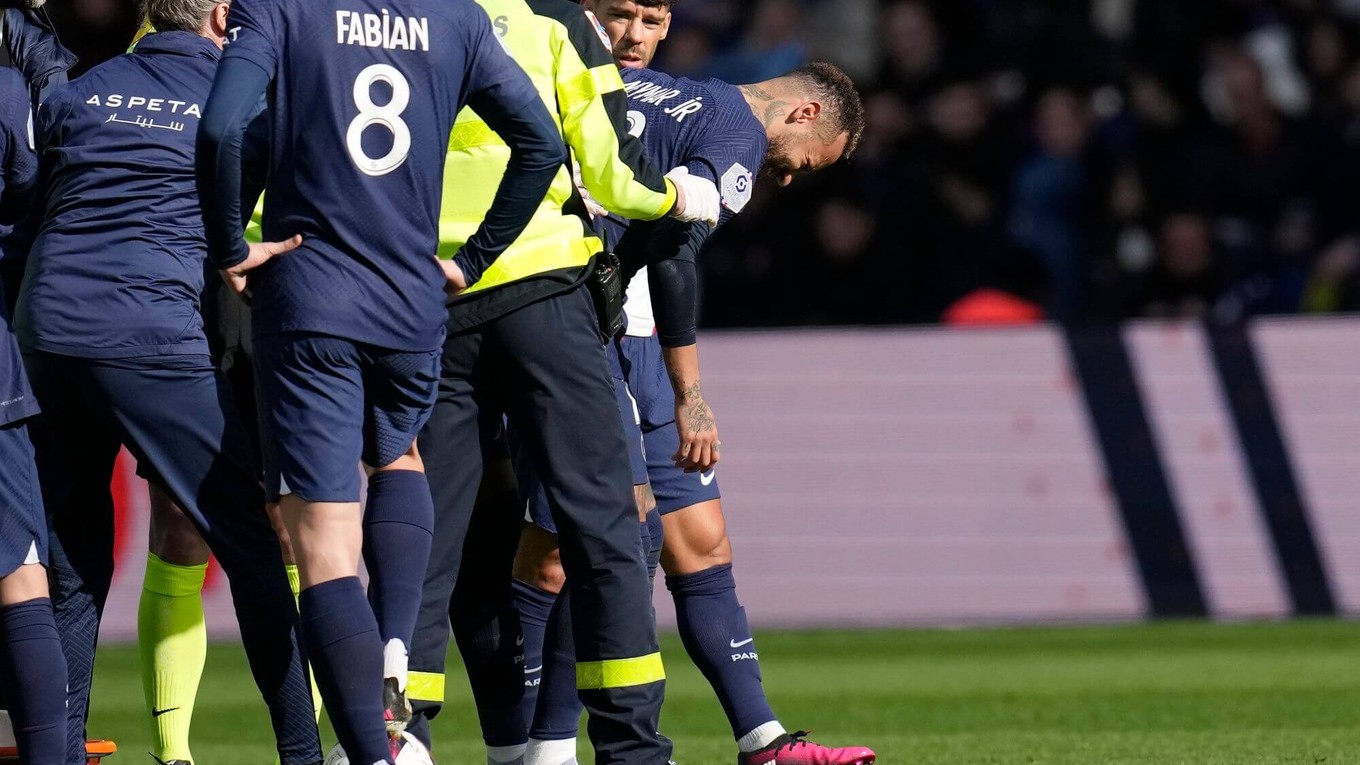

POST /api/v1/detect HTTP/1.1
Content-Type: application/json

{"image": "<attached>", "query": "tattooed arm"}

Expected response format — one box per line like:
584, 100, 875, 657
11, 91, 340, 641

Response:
663, 344, 720, 473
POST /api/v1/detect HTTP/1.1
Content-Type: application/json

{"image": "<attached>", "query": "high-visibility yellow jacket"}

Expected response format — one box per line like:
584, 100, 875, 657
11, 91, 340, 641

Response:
442, 0, 675, 295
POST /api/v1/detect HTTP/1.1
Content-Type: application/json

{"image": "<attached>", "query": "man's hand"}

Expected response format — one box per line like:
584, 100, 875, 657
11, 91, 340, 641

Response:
438, 256, 468, 294
219, 235, 302, 296
666, 167, 721, 227
673, 382, 720, 473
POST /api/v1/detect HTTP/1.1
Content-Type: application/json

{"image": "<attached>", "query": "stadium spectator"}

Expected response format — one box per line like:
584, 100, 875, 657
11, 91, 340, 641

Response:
53, 0, 1360, 328
683, 0, 1360, 326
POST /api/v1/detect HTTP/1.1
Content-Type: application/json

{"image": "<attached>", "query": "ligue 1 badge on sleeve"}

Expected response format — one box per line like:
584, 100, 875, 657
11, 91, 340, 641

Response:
585, 10, 611, 51
721, 163, 752, 213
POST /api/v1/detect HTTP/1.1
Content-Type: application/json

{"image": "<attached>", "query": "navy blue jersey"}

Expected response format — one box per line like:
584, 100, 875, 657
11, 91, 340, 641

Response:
0, 67, 37, 426
599, 67, 767, 266
17, 32, 223, 360
220, 0, 542, 352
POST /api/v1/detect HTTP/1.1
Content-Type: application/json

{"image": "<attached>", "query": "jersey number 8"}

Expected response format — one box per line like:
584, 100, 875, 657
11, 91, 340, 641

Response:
346, 63, 411, 177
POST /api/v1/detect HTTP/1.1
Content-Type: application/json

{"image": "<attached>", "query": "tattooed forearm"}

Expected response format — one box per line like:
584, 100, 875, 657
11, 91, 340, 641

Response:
681, 393, 716, 434
671, 377, 714, 432
675, 379, 701, 400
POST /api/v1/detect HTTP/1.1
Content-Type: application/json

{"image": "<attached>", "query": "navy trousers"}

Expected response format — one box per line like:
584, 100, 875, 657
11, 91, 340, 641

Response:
412, 284, 670, 765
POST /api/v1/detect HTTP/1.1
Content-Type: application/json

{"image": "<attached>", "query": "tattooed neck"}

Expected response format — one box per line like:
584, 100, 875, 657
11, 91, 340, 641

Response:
740, 83, 788, 130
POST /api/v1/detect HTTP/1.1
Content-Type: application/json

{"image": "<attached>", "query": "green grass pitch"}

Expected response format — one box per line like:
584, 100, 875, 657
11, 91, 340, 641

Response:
86, 620, 1360, 764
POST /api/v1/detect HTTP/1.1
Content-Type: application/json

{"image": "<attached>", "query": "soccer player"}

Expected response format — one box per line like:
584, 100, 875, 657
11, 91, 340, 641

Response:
0, 48, 67, 765
116, 23, 316, 762
510, 2, 876, 763
15, 1, 324, 763
401, 1, 720, 762
196, 0, 565, 760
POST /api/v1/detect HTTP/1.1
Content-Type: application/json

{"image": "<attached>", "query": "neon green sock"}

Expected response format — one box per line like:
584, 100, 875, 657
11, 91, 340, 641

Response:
285, 563, 324, 723
138, 553, 208, 765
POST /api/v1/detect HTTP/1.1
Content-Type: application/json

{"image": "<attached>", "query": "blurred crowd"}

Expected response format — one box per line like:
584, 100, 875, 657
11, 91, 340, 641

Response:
658, 0, 1360, 326
42, 0, 1360, 326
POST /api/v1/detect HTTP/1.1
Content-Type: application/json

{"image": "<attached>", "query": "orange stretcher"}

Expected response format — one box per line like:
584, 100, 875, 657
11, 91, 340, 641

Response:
0, 739, 117, 764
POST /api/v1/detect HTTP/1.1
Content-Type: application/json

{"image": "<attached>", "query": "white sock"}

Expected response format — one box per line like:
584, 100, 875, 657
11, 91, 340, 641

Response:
383, 637, 409, 691
738, 721, 786, 752
524, 736, 577, 765
487, 742, 528, 764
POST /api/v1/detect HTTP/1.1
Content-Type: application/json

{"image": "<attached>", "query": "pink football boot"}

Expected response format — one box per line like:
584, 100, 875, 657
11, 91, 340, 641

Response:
736, 731, 876, 765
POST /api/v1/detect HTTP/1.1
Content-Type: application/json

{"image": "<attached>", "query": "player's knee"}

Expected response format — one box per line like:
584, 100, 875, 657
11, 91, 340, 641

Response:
661, 501, 732, 575
363, 439, 424, 475
148, 489, 210, 567
266, 502, 297, 564
676, 528, 732, 571
0, 563, 49, 606
513, 525, 565, 595
521, 561, 565, 595
368, 449, 424, 475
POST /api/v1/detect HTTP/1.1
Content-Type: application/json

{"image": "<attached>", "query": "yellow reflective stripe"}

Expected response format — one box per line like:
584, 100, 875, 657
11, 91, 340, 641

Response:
407, 671, 445, 703
448, 119, 499, 152
559, 64, 623, 107
576, 653, 665, 690
459, 234, 600, 296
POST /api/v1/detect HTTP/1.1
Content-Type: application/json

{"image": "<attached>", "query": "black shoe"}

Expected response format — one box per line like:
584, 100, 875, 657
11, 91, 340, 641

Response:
383, 676, 412, 735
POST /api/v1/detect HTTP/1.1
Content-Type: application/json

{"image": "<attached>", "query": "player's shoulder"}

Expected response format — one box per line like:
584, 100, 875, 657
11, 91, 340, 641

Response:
691, 76, 749, 113
407, 0, 491, 25
623, 66, 679, 90
326, 0, 487, 29
45, 52, 133, 104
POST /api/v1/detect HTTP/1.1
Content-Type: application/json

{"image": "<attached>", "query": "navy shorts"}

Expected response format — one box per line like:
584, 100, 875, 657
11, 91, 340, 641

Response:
0, 420, 45, 576
620, 334, 720, 514
525, 333, 717, 532
255, 333, 440, 502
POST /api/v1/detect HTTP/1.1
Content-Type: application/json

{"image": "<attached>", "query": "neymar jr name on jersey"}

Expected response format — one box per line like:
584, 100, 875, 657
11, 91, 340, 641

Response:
335, 9, 430, 52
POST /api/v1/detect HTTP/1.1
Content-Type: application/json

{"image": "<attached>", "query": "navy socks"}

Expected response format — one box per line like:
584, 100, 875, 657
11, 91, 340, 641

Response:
0, 598, 67, 765
363, 470, 435, 651
299, 578, 391, 765
666, 564, 777, 739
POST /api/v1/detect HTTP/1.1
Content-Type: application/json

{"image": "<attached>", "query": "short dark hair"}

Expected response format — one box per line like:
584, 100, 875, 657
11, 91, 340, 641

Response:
789, 61, 865, 160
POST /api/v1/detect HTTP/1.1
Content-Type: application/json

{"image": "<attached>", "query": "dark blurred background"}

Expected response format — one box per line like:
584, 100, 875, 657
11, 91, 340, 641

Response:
45, 0, 1360, 326
647, 0, 1360, 327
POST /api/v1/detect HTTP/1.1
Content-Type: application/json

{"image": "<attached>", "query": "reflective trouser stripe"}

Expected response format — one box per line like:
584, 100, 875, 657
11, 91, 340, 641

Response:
576, 653, 665, 690
407, 671, 445, 703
